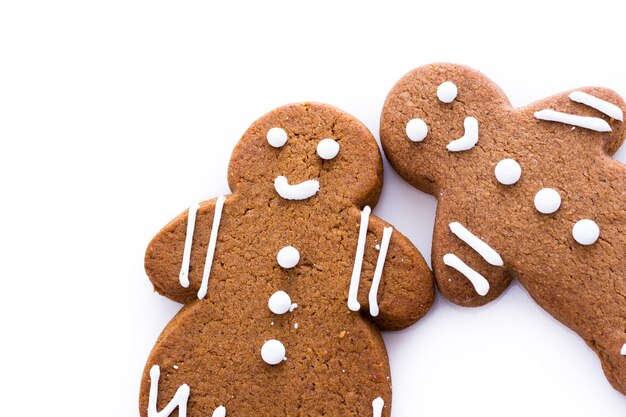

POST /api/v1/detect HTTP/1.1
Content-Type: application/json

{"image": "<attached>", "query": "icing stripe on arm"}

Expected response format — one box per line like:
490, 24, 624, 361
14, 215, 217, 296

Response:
443, 253, 490, 296
534, 109, 611, 132
369, 227, 393, 317
148, 365, 190, 417
569, 91, 623, 121
179, 203, 200, 288
372, 397, 384, 417
348, 206, 371, 311
197, 195, 226, 299
449, 222, 503, 266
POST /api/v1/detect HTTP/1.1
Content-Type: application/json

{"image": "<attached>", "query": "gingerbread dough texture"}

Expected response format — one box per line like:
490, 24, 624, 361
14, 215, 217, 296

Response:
141, 102, 434, 416
380, 63, 626, 395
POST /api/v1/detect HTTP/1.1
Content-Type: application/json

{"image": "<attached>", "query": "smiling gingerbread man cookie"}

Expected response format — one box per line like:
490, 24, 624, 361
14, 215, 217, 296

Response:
380, 63, 626, 395
141, 102, 434, 416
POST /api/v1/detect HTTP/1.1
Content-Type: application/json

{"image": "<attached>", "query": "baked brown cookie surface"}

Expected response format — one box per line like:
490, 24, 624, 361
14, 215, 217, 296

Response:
380, 63, 626, 395
141, 102, 434, 416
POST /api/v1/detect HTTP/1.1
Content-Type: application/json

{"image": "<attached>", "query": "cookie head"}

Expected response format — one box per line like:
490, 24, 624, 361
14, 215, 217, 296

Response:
381, 64, 513, 193
228, 102, 383, 207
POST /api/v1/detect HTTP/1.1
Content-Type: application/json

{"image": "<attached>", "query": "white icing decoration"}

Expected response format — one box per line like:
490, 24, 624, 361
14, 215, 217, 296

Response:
212, 406, 226, 417
268, 290, 293, 315
621, 343, 626, 356
446, 117, 479, 151
277, 246, 300, 268
197, 195, 226, 299
317, 138, 340, 160
369, 227, 393, 317
494, 159, 522, 185
534, 109, 611, 132
148, 365, 190, 417
572, 219, 600, 245
294, 322, 299, 329
437, 81, 458, 103
372, 397, 384, 417
179, 203, 200, 288
267, 127, 288, 148
449, 222, 504, 267
289, 303, 297, 312
274, 176, 320, 200
569, 91, 623, 122
348, 206, 371, 311
261, 339, 286, 365
406, 118, 428, 142
443, 253, 490, 296
534, 188, 561, 214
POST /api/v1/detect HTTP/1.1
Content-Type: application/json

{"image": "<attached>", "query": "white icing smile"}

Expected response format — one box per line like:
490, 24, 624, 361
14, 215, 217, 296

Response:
274, 175, 320, 200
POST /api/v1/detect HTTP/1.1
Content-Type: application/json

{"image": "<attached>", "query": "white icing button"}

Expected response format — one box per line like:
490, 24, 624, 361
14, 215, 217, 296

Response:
267, 127, 288, 148
261, 339, 286, 365
494, 159, 522, 185
437, 81, 458, 103
405, 118, 428, 142
572, 219, 600, 245
621, 343, 626, 356
534, 188, 561, 214
317, 138, 340, 160
277, 246, 300, 268
268, 291, 292, 315
212, 406, 226, 417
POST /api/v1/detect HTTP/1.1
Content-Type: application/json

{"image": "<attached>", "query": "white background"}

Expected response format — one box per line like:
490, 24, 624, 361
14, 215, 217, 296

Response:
1, 1, 625, 416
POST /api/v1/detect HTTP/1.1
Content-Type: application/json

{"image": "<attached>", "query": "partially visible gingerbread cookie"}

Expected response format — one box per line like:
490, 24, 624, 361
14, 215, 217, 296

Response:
141, 102, 434, 416
380, 64, 626, 395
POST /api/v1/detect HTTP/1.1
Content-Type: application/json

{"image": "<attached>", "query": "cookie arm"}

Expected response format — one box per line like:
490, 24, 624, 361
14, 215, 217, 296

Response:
431, 200, 513, 307
356, 214, 434, 331
523, 87, 626, 155
145, 196, 228, 304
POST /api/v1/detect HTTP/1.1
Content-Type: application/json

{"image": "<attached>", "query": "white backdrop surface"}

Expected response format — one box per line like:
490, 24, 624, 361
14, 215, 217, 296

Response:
0, 1, 625, 416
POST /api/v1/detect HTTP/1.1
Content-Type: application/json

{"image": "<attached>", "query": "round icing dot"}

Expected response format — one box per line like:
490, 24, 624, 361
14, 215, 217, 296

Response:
405, 118, 428, 142
437, 81, 458, 103
261, 339, 286, 365
268, 291, 292, 315
494, 159, 522, 185
572, 219, 600, 245
317, 138, 340, 160
277, 246, 300, 268
534, 188, 561, 214
267, 127, 288, 148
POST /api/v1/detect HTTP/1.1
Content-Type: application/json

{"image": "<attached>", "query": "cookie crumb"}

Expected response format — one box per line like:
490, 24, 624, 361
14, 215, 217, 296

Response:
339, 330, 346, 338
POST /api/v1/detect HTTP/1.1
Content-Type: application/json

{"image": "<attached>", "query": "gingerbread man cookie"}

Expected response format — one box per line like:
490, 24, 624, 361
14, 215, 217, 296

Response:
380, 63, 626, 395
141, 102, 434, 416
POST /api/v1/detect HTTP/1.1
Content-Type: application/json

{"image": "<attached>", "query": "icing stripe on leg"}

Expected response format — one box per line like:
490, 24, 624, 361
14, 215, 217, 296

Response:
443, 253, 490, 296
148, 365, 190, 417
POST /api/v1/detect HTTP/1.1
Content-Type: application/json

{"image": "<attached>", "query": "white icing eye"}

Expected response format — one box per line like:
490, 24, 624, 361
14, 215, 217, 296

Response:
494, 159, 522, 185
268, 291, 293, 315
317, 138, 340, 160
572, 219, 600, 245
261, 339, 286, 365
406, 118, 428, 142
534, 188, 561, 214
437, 81, 458, 103
277, 245, 300, 268
267, 127, 288, 148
